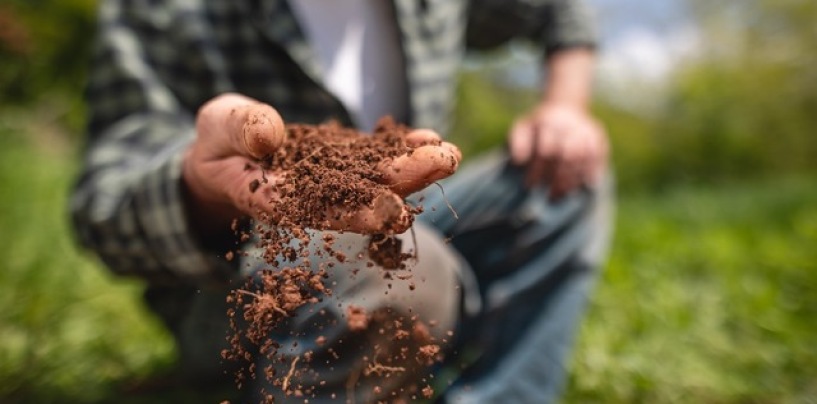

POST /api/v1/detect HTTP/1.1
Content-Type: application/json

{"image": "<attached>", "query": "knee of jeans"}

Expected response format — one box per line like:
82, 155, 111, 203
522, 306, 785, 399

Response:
248, 225, 465, 401
305, 224, 463, 342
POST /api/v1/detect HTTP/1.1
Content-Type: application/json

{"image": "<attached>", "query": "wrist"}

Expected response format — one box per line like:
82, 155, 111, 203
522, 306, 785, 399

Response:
540, 80, 591, 111
541, 47, 595, 110
533, 100, 591, 120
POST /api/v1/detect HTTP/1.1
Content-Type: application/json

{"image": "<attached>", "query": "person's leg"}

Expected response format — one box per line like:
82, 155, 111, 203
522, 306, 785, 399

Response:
414, 150, 614, 403
242, 223, 466, 403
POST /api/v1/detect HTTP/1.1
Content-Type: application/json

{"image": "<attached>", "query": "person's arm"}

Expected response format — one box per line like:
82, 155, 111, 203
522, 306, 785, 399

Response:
70, 0, 238, 285
509, 47, 608, 198
467, 0, 608, 198
541, 47, 594, 109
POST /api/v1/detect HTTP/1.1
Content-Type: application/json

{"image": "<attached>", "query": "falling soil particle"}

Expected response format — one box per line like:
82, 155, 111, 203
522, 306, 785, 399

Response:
346, 305, 369, 332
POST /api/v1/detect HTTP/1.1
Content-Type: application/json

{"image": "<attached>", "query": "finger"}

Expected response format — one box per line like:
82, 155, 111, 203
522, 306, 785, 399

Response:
378, 144, 461, 196
196, 93, 287, 160
509, 120, 535, 165
325, 192, 413, 234
550, 135, 584, 199
405, 128, 442, 147
526, 125, 560, 187
238, 103, 287, 159
404, 129, 463, 163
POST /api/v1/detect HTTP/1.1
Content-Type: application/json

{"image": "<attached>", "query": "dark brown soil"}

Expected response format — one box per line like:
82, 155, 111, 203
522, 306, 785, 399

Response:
222, 117, 446, 402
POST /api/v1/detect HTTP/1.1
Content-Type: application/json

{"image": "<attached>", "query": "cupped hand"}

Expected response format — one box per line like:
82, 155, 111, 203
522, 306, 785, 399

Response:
508, 102, 608, 199
182, 93, 461, 236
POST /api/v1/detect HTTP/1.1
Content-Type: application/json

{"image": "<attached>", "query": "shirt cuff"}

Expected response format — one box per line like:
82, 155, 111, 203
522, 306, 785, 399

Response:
542, 2, 599, 56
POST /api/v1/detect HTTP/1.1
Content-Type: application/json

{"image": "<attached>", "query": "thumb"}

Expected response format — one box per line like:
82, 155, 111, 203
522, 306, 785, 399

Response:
196, 93, 287, 159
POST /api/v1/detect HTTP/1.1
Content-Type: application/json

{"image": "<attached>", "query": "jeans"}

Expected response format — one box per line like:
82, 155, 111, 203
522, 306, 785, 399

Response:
145, 150, 613, 403
415, 151, 613, 403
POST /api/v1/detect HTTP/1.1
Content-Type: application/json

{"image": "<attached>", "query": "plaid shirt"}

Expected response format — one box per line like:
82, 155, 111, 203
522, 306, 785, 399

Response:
71, 0, 597, 285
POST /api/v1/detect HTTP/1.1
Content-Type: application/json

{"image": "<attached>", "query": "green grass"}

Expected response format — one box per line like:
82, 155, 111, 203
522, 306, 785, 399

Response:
0, 111, 176, 403
1, 110, 815, 403
565, 178, 817, 403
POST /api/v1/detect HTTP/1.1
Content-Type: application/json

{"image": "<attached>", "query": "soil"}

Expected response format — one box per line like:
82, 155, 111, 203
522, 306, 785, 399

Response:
221, 117, 448, 402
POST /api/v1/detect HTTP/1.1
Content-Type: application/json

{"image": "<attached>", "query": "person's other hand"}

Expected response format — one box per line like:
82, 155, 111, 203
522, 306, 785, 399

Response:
182, 93, 461, 236
508, 102, 608, 199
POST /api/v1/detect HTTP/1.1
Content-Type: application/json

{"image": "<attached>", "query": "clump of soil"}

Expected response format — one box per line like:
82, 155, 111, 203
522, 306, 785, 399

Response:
222, 117, 447, 402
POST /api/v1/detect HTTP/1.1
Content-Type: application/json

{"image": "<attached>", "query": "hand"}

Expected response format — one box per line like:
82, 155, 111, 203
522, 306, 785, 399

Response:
182, 93, 461, 236
508, 102, 608, 199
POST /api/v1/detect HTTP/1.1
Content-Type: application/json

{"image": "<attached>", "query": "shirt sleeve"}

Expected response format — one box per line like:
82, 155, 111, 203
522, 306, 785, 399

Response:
70, 0, 236, 286
466, 0, 598, 55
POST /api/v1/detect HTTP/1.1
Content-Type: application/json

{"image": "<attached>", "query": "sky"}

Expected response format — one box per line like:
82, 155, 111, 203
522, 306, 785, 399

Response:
590, 0, 699, 86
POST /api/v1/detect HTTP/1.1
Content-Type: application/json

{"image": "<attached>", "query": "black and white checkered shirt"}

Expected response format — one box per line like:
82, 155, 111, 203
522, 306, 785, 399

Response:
71, 0, 597, 285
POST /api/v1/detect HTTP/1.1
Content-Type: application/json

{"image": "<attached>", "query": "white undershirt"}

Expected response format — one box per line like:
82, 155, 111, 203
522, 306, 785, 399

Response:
288, 0, 408, 131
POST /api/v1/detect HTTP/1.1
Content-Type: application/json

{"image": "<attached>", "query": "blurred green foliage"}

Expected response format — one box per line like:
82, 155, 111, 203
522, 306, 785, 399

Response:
0, 0, 96, 132
650, 0, 817, 187
0, 110, 175, 403
566, 177, 817, 402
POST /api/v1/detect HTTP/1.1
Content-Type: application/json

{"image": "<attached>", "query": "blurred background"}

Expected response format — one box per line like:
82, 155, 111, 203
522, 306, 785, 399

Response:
1, 0, 815, 402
